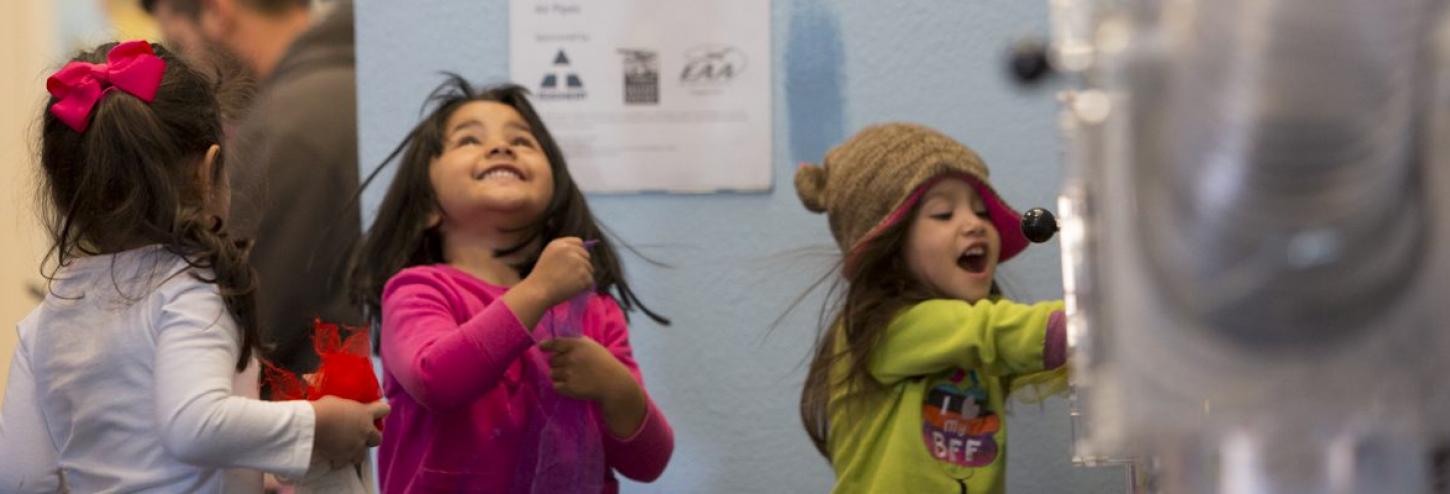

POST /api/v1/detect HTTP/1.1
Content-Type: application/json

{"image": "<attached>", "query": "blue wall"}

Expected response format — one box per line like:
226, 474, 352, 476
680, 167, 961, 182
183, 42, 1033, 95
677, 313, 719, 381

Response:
356, 1, 1125, 491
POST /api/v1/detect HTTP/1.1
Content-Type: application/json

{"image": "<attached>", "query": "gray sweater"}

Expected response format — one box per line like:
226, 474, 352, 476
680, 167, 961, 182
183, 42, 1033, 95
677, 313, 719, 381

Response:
228, 1, 362, 373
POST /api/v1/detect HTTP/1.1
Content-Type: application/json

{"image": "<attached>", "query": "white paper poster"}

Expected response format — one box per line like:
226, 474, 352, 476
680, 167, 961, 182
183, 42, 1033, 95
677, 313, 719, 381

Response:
510, 0, 772, 193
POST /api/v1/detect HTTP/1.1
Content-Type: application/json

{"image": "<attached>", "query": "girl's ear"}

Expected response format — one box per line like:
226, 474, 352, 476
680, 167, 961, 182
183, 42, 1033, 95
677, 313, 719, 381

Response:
197, 144, 223, 195
426, 209, 442, 229
198, 143, 229, 217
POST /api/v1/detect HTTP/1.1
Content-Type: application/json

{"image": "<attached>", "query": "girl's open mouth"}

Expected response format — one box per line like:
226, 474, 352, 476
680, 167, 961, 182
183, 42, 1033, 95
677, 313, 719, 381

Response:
474, 164, 525, 181
958, 245, 987, 273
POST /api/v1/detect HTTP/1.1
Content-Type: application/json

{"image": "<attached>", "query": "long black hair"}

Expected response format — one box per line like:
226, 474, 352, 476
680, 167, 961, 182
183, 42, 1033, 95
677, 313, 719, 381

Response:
39, 42, 259, 371
349, 76, 668, 334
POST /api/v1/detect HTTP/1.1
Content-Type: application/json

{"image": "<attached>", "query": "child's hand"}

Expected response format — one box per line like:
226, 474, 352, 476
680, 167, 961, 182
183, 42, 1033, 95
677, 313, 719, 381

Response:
524, 237, 594, 306
539, 336, 634, 402
309, 396, 388, 469
539, 337, 648, 437
501, 237, 594, 332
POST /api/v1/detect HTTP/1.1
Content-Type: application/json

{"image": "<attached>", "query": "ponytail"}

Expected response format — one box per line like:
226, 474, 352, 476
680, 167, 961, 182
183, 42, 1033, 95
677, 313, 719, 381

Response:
39, 42, 262, 371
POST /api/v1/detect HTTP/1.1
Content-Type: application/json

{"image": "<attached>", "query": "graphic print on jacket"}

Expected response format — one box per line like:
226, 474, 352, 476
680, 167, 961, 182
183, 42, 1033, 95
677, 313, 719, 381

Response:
922, 369, 999, 468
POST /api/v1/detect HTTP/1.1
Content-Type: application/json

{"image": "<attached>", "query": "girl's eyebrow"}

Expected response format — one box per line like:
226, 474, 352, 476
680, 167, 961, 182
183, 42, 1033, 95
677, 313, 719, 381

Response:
449, 120, 532, 137
504, 121, 533, 133
448, 119, 483, 136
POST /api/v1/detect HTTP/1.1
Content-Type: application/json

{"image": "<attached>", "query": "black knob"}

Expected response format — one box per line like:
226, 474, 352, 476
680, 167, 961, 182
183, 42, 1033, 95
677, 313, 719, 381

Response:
1021, 207, 1058, 243
1008, 39, 1053, 85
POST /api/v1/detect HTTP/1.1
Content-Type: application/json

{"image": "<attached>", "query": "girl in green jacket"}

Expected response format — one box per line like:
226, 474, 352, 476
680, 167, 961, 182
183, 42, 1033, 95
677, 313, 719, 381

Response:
796, 123, 1068, 494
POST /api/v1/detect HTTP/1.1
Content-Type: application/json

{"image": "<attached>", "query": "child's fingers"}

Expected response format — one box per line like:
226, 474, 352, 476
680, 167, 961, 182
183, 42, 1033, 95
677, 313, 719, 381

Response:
549, 350, 572, 367
540, 338, 575, 353
367, 401, 390, 420
366, 428, 383, 448
553, 380, 577, 397
543, 337, 583, 353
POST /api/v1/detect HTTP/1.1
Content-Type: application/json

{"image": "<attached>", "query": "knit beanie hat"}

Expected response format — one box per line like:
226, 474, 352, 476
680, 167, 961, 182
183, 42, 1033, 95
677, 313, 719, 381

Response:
794, 122, 1029, 274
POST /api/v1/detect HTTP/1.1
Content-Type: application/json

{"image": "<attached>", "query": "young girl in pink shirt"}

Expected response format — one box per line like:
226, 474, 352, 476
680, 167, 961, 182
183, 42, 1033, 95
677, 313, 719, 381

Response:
350, 77, 673, 493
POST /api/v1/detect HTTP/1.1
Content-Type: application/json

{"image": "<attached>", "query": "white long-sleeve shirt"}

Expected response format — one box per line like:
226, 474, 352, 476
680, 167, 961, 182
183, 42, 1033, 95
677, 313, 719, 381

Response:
0, 245, 315, 492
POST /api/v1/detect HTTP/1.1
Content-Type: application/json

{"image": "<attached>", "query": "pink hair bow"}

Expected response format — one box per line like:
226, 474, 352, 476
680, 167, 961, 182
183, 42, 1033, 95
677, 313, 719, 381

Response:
46, 40, 167, 133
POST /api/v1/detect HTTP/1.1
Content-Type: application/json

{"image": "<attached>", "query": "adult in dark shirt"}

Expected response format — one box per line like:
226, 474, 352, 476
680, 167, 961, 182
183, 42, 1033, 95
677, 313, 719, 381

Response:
199, 0, 362, 373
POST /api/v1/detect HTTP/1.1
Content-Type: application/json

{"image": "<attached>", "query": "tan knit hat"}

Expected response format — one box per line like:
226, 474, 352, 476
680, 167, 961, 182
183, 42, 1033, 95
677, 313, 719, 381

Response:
795, 123, 1029, 273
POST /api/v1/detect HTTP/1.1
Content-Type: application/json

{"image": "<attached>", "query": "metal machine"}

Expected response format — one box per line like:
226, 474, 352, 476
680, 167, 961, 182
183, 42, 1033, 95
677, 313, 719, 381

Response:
1015, 1, 1450, 492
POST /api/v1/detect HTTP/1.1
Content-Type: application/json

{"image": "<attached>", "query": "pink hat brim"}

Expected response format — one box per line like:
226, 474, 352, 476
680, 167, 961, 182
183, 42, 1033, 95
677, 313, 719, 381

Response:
844, 173, 1029, 276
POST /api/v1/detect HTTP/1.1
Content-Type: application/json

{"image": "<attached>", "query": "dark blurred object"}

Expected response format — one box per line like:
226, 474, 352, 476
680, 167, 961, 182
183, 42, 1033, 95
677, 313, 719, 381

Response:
1009, 39, 1054, 85
1021, 207, 1059, 243
1434, 444, 1449, 494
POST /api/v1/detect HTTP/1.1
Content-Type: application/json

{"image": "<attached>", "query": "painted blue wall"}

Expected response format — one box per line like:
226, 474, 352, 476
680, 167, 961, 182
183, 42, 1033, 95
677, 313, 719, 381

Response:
356, 1, 1125, 492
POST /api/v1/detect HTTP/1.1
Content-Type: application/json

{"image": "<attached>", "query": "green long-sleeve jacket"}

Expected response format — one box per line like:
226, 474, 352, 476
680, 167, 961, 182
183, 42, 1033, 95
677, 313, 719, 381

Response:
827, 298, 1067, 494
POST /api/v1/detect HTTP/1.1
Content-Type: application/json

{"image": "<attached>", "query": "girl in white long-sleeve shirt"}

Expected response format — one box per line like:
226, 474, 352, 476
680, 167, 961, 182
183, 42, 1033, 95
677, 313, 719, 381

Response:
0, 40, 387, 493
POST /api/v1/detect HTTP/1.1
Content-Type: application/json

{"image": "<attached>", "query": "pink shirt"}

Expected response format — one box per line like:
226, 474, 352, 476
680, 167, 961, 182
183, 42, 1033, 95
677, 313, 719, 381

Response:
376, 264, 673, 493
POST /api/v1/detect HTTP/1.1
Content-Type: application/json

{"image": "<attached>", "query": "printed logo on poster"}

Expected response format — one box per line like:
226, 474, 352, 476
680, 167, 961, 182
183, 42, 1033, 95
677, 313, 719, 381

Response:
618, 49, 659, 105
539, 49, 586, 100
679, 44, 746, 93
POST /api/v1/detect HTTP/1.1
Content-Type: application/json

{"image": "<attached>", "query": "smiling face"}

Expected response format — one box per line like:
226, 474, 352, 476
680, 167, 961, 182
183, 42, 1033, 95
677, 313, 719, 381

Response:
428, 100, 556, 233
903, 177, 1001, 303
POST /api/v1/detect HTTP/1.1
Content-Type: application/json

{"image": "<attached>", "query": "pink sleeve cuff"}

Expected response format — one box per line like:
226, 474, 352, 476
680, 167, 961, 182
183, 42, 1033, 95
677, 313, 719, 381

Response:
602, 397, 674, 482
1044, 310, 1067, 370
